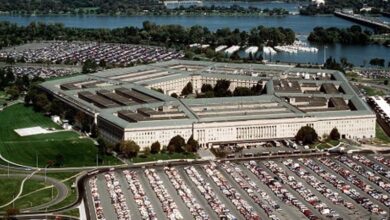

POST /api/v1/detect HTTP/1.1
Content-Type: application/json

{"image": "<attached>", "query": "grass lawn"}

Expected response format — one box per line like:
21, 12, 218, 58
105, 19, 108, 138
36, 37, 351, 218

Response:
362, 86, 385, 96
376, 123, 390, 144
0, 177, 52, 211
11, 186, 58, 210
131, 152, 197, 163
0, 104, 121, 167
0, 179, 22, 206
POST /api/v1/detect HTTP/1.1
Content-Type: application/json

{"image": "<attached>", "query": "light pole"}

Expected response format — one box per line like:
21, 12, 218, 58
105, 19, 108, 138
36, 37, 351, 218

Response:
323, 45, 328, 64
36, 152, 39, 168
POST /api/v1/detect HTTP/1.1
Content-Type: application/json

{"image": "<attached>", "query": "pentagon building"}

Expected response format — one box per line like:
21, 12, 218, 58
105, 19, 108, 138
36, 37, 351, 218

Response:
41, 60, 375, 149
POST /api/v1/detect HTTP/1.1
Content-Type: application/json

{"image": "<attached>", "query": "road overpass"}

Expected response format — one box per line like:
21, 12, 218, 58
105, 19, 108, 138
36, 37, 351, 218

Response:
335, 11, 390, 32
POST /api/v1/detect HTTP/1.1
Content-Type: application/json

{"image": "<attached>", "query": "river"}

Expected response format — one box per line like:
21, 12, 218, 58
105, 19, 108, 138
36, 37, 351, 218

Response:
0, 13, 388, 67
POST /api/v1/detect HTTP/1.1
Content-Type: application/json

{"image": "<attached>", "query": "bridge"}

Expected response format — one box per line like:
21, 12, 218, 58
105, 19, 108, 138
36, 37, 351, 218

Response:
334, 11, 390, 32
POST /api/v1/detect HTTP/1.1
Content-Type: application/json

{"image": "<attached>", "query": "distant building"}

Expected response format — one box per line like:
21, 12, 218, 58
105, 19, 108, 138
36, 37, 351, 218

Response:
162, 0, 203, 8
312, 0, 325, 7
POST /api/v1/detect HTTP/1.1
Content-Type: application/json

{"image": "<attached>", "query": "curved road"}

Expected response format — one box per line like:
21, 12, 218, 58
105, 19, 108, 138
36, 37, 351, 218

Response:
0, 174, 68, 212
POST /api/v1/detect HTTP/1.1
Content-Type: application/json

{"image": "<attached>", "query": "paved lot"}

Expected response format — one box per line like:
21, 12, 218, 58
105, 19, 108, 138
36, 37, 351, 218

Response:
84, 154, 390, 220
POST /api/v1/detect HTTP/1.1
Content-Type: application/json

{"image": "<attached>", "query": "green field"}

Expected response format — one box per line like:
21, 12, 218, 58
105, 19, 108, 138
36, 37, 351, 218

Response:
0, 177, 51, 211
362, 86, 386, 96
0, 179, 22, 206
376, 123, 390, 144
12, 186, 58, 210
0, 104, 121, 167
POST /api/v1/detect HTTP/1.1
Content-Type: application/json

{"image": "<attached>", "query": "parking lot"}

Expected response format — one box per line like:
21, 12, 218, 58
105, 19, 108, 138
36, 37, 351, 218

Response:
85, 154, 390, 220
0, 42, 183, 66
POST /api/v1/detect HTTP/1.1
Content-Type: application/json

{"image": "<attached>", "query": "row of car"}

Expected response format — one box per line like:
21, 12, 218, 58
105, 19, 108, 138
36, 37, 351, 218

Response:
123, 170, 157, 220
263, 161, 339, 219
10, 66, 74, 79
244, 161, 317, 220
144, 168, 183, 220
203, 163, 260, 220
184, 166, 236, 220
353, 155, 390, 179
373, 155, 390, 172
89, 176, 106, 220
221, 161, 280, 220
103, 172, 131, 220
164, 167, 209, 220
338, 156, 390, 205
284, 159, 354, 210
301, 158, 383, 215
318, 158, 389, 212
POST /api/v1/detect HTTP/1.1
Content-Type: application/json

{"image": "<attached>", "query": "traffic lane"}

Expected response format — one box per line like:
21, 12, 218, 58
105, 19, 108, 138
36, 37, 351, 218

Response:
194, 165, 244, 219
295, 159, 370, 219
137, 169, 168, 220
276, 160, 352, 220
115, 171, 142, 220
95, 174, 117, 220
237, 163, 305, 220
156, 168, 194, 220
216, 165, 269, 219
176, 166, 220, 220
257, 161, 324, 218
84, 179, 97, 220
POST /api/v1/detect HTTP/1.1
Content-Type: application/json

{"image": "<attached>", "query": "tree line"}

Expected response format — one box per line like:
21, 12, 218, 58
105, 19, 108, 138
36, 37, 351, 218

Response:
308, 25, 372, 44
0, 0, 292, 16
299, 0, 389, 16
0, 21, 295, 51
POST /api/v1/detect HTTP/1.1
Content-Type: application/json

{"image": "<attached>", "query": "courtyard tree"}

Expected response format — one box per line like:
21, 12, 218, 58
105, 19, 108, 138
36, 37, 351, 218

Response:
329, 127, 341, 140
295, 126, 318, 145
187, 135, 200, 152
150, 141, 161, 154
168, 135, 186, 153
181, 82, 193, 96
120, 140, 140, 158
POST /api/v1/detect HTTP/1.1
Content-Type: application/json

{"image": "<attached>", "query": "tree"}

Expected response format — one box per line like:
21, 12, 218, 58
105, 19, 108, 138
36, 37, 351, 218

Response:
187, 135, 200, 152
55, 153, 65, 167
214, 79, 232, 97
143, 146, 151, 157
181, 82, 193, 96
120, 140, 140, 158
151, 141, 161, 154
74, 111, 91, 132
329, 127, 341, 140
295, 126, 318, 145
5, 207, 19, 220
370, 58, 385, 67
6, 86, 19, 100
201, 84, 213, 93
167, 145, 176, 154
233, 87, 252, 96
97, 137, 107, 158
184, 144, 194, 153
82, 59, 98, 74
33, 93, 51, 112
168, 135, 185, 153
